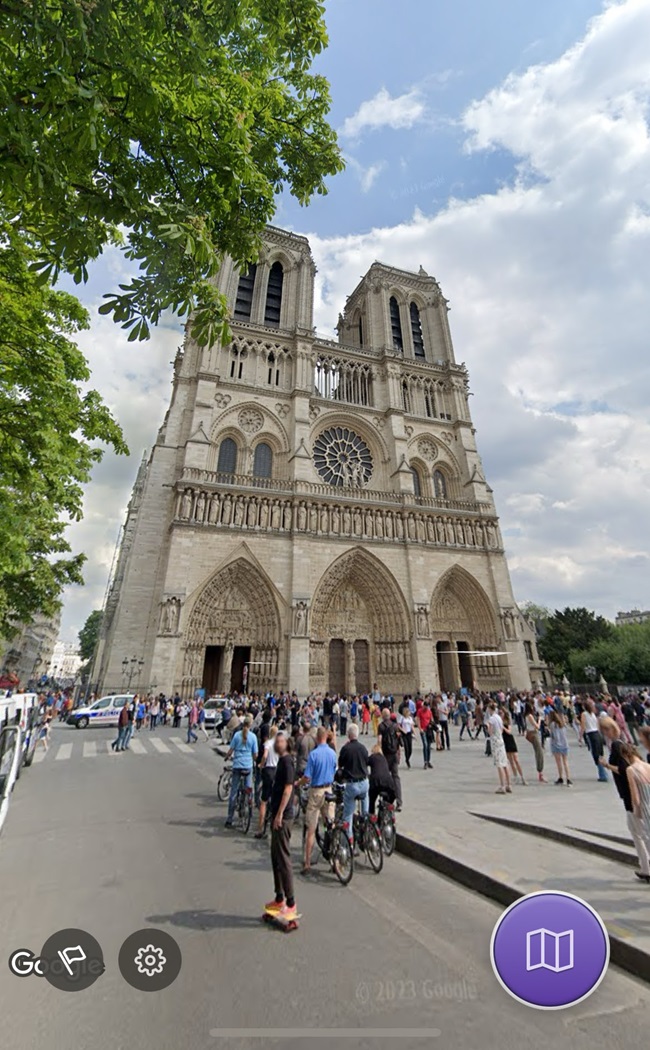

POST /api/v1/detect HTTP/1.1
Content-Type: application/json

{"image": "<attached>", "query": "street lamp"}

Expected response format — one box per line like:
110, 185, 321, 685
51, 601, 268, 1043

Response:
121, 656, 144, 690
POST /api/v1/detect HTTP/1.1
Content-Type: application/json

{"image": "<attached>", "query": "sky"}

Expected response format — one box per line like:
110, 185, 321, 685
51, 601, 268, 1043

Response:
59, 0, 650, 642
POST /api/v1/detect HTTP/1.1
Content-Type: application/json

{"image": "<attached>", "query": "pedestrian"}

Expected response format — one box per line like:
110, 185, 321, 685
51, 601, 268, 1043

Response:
197, 700, 210, 742
524, 702, 547, 783
624, 742, 650, 875
600, 720, 650, 883
368, 742, 396, 814
225, 716, 258, 828
255, 725, 279, 840
338, 696, 348, 736
487, 702, 511, 794
338, 724, 370, 838
136, 697, 146, 731
186, 700, 199, 744
264, 732, 298, 924
398, 706, 414, 768
437, 693, 451, 750
458, 697, 474, 740
416, 700, 433, 769
36, 712, 52, 753
502, 709, 526, 784
149, 697, 160, 730
361, 699, 371, 735
378, 709, 402, 810
581, 699, 608, 782
549, 709, 572, 785
298, 726, 338, 874
123, 697, 135, 750
111, 700, 130, 752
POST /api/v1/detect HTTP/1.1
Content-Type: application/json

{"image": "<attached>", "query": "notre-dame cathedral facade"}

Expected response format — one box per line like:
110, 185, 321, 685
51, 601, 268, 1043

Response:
93, 226, 531, 698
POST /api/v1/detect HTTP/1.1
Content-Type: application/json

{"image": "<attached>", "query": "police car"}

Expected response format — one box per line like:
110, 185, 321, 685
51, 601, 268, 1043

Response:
67, 694, 134, 729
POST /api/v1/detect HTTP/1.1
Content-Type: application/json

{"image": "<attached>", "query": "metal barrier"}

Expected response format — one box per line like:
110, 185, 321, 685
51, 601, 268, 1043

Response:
0, 725, 22, 838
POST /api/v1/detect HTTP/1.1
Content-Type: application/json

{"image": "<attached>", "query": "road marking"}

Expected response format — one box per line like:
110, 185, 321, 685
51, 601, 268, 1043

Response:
83, 742, 97, 758
150, 738, 171, 754
209, 1030, 441, 1040
32, 750, 46, 764
105, 741, 114, 754
170, 737, 192, 753
129, 738, 147, 754
55, 743, 73, 761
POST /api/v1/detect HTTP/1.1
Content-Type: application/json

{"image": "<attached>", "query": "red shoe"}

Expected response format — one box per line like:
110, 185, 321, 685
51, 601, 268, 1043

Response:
264, 899, 282, 916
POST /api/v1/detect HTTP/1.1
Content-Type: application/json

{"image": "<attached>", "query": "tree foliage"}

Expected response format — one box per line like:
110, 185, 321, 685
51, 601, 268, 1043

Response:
538, 607, 614, 672
568, 622, 650, 685
519, 601, 551, 624
1, 0, 344, 346
78, 609, 103, 663
0, 230, 126, 636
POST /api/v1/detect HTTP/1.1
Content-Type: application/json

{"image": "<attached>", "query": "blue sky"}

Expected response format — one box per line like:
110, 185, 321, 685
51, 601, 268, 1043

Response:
61, 1, 650, 641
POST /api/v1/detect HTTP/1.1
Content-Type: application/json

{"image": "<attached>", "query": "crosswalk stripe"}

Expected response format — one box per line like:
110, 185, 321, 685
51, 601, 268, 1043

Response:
129, 738, 147, 754
150, 738, 171, 754
83, 742, 97, 758
32, 749, 46, 764
169, 737, 192, 753
55, 743, 73, 761
105, 741, 113, 754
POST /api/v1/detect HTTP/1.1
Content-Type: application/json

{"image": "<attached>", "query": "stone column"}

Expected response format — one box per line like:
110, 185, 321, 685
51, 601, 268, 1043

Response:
346, 640, 356, 696
219, 643, 234, 694
287, 636, 310, 699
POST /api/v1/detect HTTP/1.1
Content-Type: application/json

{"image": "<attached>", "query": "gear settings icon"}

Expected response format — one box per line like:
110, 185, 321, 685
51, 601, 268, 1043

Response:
134, 944, 167, 978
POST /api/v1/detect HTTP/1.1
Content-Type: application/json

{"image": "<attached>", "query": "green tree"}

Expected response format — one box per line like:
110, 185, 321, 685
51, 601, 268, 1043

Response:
1, 0, 343, 346
568, 622, 650, 684
0, 230, 127, 636
519, 601, 551, 624
79, 610, 104, 663
538, 607, 614, 673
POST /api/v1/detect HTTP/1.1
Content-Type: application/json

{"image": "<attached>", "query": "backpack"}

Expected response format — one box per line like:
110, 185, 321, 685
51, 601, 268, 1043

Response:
381, 723, 399, 756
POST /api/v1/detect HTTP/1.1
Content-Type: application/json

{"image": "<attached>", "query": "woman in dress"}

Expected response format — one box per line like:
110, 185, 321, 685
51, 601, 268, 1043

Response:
399, 707, 414, 769
580, 698, 608, 782
524, 702, 547, 783
502, 709, 526, 785
623, 743, 650, 864
549, 709, 572, 785
361, 700, 371, 736
487, 702, 511, 794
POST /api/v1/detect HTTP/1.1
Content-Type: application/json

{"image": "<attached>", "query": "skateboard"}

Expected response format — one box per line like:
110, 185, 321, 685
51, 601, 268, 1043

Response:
261, 911, 301, 932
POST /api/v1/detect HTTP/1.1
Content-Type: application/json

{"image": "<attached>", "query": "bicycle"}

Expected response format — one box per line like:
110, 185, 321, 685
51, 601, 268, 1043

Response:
352, 803, 383, 873
376, 792, 396, 857
217, 762, 233, 802
314, 783, 354, 886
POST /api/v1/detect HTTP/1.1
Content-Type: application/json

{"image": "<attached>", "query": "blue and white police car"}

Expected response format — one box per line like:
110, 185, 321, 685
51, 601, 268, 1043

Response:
67, 694, 134, 729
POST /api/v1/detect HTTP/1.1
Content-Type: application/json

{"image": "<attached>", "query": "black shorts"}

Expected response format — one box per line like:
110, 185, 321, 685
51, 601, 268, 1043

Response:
261, 768, 276, 802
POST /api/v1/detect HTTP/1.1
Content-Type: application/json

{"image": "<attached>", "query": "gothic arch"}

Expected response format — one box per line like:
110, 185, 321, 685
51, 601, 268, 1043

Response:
311, 548, 411, 644
186, 556, 282, 649
429, 566, 498, 646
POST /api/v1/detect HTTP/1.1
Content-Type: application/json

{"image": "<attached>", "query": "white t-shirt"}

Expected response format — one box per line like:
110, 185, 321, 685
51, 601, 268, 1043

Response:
438, 698, 449, 722
582, 711, 599, 733
400, 714, 414, 735
487, 712, 503, 739
262, 738, 279, 768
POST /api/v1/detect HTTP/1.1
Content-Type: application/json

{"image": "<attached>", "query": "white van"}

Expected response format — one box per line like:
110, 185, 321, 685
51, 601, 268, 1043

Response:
0, 692, 42, 770
67, 694, 134, 729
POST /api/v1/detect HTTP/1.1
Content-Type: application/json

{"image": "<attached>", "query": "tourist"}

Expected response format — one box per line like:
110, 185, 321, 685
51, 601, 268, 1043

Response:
437, 693, 451, 750
149, 696, 160, 730
600, 719, 650, 882
623, 742, 650, 880
524, 701, 547, 783
607, 697, 632, 743
502, 709, 526, 784
111, 699, 130, 752
338, 696, 348, 736
298, 726, 337, 874
581, 698, 608, 782
186, 700, 199, 743
458, 696, 473, 740
225, 715, 258, 828
368, 742, 396, 814
255, 725, 279, 839
487, 701, 511, 794
337, 724, 370, 839
639, 726, 650, 762
548, 709, 572, 785
378, 709, 402, 809
398, 706, 414, 768
416, 699, 433, 769
361, 699, 371, 735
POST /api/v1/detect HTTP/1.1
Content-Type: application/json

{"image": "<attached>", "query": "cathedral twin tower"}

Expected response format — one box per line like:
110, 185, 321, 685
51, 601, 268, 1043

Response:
94, 226, 531, 698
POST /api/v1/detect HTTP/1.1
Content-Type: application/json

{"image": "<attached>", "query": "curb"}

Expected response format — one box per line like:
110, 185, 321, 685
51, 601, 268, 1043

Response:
395, 832, 650, 985
468, 812, 637, 867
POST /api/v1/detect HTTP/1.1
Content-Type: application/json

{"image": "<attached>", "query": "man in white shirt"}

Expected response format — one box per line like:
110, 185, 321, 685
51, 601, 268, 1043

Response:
437, 694, 450, 751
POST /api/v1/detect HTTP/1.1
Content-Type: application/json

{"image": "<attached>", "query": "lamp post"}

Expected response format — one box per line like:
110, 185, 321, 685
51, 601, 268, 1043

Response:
121, 656, 144, 691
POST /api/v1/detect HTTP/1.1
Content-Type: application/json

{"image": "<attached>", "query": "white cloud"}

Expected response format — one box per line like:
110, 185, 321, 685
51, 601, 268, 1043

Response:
340, 87, 426, 139
346, 156, 387, 193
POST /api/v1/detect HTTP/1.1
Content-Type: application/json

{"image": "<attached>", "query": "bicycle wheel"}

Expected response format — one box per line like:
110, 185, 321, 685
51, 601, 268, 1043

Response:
332, 828, 354, 886
217, 770, 232, 802
381, 812, 396, 857
240, 791, 252, 835
364, 822, 384, 873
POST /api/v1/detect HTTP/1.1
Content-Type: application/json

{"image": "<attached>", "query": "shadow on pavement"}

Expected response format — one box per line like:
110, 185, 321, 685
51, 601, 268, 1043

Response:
146, 910, 260, 931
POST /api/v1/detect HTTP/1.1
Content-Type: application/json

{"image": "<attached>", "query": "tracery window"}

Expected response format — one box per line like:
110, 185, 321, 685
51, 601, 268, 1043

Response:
217, 437, 237, 475
433, 469, 448, 499
313, 427, 373, 488
253, 442, 273, 479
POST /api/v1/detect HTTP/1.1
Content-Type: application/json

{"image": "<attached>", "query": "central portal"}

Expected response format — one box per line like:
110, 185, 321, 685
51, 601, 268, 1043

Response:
231, 645, 251, 694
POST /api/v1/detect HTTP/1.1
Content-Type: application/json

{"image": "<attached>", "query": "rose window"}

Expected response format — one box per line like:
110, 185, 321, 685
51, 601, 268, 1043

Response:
313, 427, 373, 487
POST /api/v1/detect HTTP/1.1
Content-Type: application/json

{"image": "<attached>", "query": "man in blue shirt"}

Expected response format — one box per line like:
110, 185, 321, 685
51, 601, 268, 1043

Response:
298, 726, 338, 875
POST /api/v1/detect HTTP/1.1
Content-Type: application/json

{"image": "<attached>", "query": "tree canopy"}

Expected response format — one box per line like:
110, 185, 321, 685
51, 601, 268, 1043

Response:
568, 621, 650, 685
537, 607, 614, 673
1, 0, 343, 346
0, 230, 126, 636
78, 610, 104, 663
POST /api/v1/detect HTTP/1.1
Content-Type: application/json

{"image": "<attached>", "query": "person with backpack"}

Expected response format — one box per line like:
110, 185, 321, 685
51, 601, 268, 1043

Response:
378, 709, 402, 810
350, 697, 359, 725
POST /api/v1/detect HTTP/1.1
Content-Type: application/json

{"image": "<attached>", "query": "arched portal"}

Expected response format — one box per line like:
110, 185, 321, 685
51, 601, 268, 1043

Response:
185, 558, 281, 695
429, 566, 501, 691
310, 549, 412, 695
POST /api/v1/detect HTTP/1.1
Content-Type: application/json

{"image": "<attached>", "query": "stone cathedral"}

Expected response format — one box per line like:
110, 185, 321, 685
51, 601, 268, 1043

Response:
94, 226, 531, 698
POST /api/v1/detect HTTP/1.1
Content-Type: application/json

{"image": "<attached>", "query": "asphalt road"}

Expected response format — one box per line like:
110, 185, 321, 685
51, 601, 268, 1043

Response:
0, 722, 648, 1050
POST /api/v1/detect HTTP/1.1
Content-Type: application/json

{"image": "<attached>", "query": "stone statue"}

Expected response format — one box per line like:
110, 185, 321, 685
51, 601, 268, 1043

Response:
331, 506, 340, 534
208, 494, 220, 524
319, 506, 328, 533
309, 503, 318, 532
395, 515, 404, 540
416, 607, 429, 637
271, 501, 281, 529
294, 601, 308, 636
416, 515, 426, 542
364, 510, 374, 538
407, 515, 416, 541
180, 489, 192, 520
385, 513, 394, 540
445, 518, 455, 544
297, 502, 307, 530
353, 509, 362, 536
259, 500, 269, 528
247, 498, 257, 527
343, 507, 352, 534
436, 517, 445, 544
221, 494, 232, 525
234, 497, 244, 526
283, 503, 293, 530
426, 517, 436, 543
375, 511, 384, 539
455, 520, 464, 544
195, 491, 206, 522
